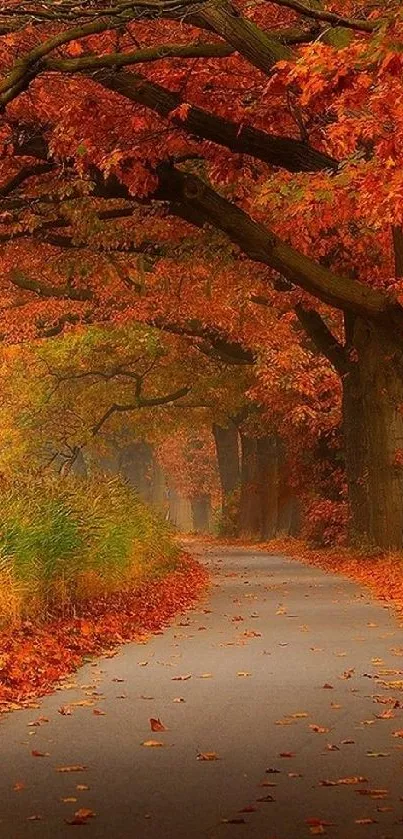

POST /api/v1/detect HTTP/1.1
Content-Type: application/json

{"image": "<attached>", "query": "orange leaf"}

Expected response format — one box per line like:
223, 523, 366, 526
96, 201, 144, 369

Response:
150, 717, 167, 732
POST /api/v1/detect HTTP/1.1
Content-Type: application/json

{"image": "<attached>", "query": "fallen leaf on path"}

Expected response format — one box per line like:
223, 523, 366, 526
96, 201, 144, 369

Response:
74, 809, 95, 820
172, 674, 191, 681
256, 794, 275, 803
56, 765, 87, 773
266, 768, 281, 774
356, 790, 388, 798
355, 819, 377, 825
31, 750, 49, 757
376, 710, 395, 719
309, 827, 326, 835
62, 798, 77, 804
237, 671, 251, 677
199, 673, 212, 679
326, 744, 340, 752
320, 777, 368, 786
58, 706, 72, 716
76, 785, 89, 791
392, 729, 403, 738
197, 752, 220, 761
150, 718, 167, 732
306, 819, 336, 828
339, 669, 355, 680
367, 751, 390, 757
13, 781, 25, 791
239, 806, 257, 813
28, 716, 48, 727
279, 752, 295, 758
27, 815, 42, 821
341, 739, 355, 745
173, 697, 185, 703
322, 683, 334, 689
310, 725, 330, 734
142, 740, 165, 748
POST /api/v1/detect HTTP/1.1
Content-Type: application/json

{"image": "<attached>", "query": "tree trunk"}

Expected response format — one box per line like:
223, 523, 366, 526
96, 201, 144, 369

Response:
191, 494, 212, 533
344, 316, 403, 550
256, 435, 279, 540
239, 434, 260, 537
169, 488, 193, 532
212, 422, 240, 534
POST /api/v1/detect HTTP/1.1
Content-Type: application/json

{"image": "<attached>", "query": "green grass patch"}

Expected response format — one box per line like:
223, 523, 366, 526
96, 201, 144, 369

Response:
0, 473, 178, 625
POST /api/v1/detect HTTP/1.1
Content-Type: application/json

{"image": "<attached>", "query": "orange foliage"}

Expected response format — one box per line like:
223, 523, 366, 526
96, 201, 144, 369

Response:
0, 553, 208, 713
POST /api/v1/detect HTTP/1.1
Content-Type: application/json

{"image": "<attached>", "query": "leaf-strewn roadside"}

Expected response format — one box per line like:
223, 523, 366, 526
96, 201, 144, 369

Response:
260, 538, 403, 623
0, 553, 208, 713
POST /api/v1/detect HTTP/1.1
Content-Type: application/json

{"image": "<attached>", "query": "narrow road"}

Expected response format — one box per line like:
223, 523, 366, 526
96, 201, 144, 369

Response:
1, 546, 403, 839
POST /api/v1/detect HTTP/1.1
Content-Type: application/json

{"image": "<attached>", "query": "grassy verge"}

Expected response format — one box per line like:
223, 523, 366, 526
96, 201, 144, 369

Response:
0, 475, 208, 710
0, 473, 180, 624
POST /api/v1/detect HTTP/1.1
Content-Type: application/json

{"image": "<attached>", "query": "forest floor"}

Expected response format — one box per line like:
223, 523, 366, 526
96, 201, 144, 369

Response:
1, 542, 403, 838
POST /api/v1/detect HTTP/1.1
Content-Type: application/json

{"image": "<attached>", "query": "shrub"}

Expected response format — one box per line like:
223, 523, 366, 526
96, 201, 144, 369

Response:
0, 473, 178, 625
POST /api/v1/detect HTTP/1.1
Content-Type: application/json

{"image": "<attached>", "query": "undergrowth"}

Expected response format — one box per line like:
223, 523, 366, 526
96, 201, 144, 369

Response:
0, 473, 178, 625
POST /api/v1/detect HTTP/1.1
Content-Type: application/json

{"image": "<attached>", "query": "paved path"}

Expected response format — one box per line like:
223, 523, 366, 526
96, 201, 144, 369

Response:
1, 546, 403, 839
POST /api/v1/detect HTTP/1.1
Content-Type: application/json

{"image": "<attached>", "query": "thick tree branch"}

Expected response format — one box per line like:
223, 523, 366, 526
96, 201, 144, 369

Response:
90, 69, 338, 172
46, 41, 234, 73
9, 268, 93, 301
156, 164, 391, 317
0, 163, 53, 198
267, 0, 376, 33
92, 384, 191, 435
149, 315, 255, 363
294, 303, 348, 374
195, 0, 292, 72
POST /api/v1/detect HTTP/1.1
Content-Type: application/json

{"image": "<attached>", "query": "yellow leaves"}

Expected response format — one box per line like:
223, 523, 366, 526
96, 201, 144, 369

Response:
237, 671, 251, 677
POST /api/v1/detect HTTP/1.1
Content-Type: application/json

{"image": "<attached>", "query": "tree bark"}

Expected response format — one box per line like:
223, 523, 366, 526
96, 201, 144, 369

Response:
343, 316, 403, 550
212, 422, 240, 533
239, 434, 260, 537
256, 435, 279, 540
191, 494, 212, 533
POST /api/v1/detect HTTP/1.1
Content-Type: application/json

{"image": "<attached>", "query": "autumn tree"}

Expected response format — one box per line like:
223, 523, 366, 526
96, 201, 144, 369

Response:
0, 1, 402, 546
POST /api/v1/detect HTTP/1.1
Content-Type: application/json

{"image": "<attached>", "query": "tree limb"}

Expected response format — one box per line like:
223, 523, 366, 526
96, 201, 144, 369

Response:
267, 0, 376, 33
156, 164, 391, 316
90, 69, 338, 172
9, 268, 93, 301
91, 384, 191, 434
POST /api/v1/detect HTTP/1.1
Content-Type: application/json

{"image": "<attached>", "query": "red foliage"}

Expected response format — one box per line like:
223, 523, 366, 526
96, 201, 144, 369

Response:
0, 553, 208, 712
